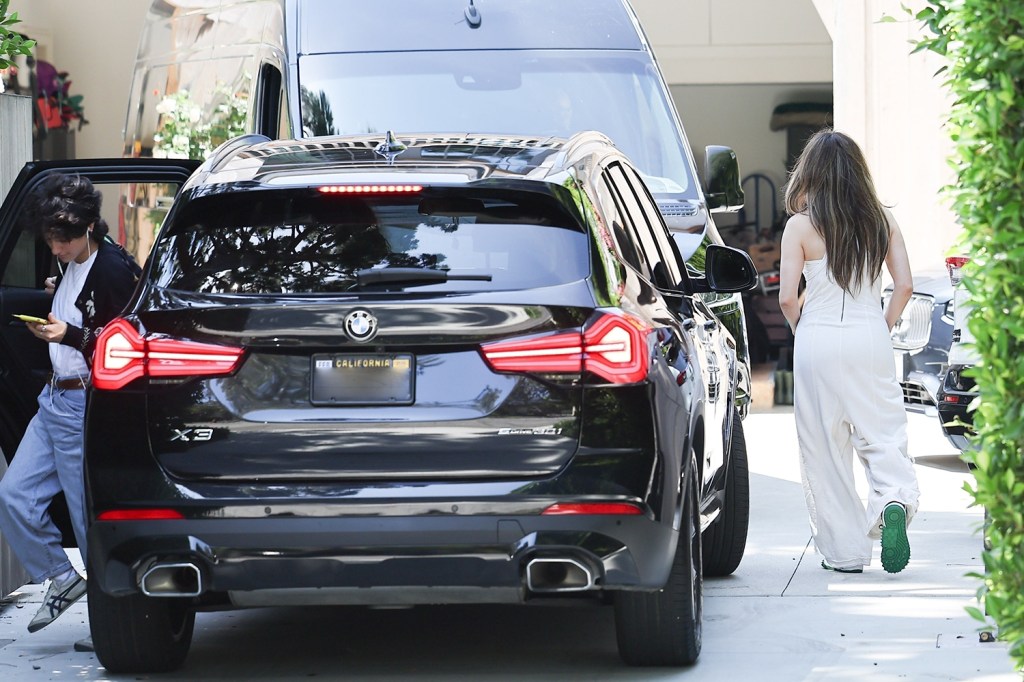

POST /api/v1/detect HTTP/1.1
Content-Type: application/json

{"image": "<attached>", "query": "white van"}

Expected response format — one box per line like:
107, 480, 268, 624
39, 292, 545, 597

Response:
122, 0, 754, 409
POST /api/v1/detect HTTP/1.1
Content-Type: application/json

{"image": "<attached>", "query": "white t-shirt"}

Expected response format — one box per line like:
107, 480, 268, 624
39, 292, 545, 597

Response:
50, 249, 98, 378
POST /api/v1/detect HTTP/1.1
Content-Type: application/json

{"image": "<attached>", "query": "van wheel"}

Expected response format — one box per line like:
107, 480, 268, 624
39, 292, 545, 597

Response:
703, 409, 749, 576
614, 454, 702, 666
88, 566, 195, 673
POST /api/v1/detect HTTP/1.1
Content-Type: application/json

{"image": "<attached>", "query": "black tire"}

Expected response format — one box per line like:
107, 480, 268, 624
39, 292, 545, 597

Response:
703, 409, 750, 576
614, 454, 702, 666
87, 559, 195, 674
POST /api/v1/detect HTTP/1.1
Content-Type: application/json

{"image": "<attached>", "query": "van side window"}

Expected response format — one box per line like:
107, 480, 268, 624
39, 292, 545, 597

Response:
127, 60, 251, 160
256, 63, 285, 138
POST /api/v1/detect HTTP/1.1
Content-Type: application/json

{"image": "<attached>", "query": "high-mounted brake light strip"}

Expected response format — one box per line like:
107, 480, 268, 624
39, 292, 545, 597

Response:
318, 184, 423, 194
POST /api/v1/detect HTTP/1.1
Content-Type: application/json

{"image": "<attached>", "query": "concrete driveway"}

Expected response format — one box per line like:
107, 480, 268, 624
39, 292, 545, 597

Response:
0, 402, 1015, 680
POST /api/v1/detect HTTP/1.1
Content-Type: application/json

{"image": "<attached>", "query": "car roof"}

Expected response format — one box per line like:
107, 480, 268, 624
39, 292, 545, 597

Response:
184, 131, 616, 194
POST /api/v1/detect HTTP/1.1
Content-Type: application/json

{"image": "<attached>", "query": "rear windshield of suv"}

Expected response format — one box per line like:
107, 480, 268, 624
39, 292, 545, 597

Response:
147, 188, 590, 295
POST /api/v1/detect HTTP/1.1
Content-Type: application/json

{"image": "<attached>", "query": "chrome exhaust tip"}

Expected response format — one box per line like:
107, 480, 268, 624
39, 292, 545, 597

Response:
526, 557, 594, 592
139, 562, 203, 597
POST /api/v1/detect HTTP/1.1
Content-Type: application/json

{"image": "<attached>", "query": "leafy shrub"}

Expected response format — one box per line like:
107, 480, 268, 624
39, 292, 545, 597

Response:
0, 0, 35, 72
913, 1, 1024, 670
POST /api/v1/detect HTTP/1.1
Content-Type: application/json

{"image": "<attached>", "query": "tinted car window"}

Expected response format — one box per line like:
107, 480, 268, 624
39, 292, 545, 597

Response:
0, 230, 36, 288
592, 175, 648, 279
605, 163, 671, 288
618, 164, 684, 287
148, 189, 589, 294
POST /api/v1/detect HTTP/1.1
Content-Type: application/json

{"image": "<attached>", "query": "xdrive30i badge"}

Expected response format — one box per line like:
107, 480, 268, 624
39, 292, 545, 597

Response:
345, 309, 378, 343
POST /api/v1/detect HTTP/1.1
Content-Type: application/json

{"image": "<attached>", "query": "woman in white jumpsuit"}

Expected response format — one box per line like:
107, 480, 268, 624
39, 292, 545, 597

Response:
778, 129, 920, 574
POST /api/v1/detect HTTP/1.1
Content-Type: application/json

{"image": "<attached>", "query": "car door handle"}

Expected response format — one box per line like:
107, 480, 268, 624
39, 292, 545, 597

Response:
703, 320, 717, 331
682, 318, 696, 331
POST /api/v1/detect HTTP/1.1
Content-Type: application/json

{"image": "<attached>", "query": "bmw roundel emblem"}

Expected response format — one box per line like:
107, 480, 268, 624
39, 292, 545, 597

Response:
344, 309, 378, 343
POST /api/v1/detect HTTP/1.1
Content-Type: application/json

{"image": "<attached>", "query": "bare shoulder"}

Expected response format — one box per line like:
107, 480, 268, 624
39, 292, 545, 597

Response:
883, 207, 904, 235
783, 213, 824, 259
784, 212, 814, 234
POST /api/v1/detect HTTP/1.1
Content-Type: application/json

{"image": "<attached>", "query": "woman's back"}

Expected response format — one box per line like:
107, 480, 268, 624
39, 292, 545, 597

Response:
800, 255, 885, 325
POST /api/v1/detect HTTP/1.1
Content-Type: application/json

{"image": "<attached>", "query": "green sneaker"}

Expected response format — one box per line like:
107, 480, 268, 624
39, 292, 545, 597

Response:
880, 503, 911, 573
821, 559, 863, 574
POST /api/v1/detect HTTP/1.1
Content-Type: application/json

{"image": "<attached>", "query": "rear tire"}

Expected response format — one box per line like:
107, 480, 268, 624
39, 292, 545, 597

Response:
615, 454, 702, 666
88, 559, 195, 674
703, 409, 749, 576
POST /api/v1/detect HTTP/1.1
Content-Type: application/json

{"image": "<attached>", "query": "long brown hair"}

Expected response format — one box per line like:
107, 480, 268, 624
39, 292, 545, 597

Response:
783, 129, 890, 293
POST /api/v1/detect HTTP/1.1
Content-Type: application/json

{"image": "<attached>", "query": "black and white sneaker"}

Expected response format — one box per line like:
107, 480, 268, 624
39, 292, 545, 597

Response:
27, 574, 86, 633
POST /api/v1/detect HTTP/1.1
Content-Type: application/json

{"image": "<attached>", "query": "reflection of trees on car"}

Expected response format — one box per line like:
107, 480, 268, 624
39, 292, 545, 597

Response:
160, 222, 446, 294
300, 86, 336, 137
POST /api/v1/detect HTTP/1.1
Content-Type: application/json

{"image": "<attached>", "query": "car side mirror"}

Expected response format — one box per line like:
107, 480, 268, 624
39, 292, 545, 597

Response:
691, 244, 758, 293
704, 145, 744, 213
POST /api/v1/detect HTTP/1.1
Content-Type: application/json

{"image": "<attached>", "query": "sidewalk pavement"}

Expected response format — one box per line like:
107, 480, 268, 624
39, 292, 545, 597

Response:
0, 378, 1017, 680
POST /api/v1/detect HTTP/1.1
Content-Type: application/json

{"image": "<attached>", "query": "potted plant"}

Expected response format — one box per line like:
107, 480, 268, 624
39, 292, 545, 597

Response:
0, 0, 34, 92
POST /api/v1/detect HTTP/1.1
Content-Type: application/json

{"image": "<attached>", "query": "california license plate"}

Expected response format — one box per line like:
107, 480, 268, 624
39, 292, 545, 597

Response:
310, 354, 414, 406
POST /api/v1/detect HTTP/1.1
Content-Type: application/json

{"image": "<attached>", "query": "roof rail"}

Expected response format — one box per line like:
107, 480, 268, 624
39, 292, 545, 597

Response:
206, 134, 272, 172
561, 130, 616, 160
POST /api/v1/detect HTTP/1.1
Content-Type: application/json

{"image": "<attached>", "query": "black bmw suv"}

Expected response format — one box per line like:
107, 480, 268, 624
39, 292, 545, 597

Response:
78, 132, 756, 672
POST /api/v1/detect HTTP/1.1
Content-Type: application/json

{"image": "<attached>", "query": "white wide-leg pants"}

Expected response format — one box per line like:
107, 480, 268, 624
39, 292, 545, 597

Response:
794, 305, 920, 570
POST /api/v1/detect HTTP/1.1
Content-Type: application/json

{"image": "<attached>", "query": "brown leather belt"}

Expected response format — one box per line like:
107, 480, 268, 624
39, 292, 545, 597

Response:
50, 377, 88, 391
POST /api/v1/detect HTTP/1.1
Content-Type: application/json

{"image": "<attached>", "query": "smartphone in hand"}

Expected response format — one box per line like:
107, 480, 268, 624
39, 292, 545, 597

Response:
12, 314, 48, 324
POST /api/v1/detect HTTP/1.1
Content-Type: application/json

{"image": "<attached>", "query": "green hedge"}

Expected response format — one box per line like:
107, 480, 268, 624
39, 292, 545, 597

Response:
913, 1, 1024, 670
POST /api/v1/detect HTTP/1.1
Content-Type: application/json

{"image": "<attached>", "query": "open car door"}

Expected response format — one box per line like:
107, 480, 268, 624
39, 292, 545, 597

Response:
0, 158, 199, 464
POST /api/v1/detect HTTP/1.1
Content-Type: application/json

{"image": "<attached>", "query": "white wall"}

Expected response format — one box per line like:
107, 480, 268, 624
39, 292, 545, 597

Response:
828, 0, 959, 273
12, 0, 149, 159
633, 0, 832, 85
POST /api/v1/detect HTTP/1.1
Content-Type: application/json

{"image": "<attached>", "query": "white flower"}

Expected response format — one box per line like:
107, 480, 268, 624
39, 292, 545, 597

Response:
172, 134, 189, 149
155, 98, 177, 115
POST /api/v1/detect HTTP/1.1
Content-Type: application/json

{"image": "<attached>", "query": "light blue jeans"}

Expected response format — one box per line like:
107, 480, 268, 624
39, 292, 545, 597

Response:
0, 383, 87, 583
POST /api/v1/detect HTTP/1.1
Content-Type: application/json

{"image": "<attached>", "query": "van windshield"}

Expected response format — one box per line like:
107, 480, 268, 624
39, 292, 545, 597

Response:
299, 50, 696, 199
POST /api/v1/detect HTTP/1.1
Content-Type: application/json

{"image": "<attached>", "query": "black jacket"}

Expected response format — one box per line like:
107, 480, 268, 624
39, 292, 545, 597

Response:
54, 238, 141, 366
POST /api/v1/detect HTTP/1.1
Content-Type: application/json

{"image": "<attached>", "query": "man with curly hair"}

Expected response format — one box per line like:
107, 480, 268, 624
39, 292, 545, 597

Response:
0, 173, 140, 646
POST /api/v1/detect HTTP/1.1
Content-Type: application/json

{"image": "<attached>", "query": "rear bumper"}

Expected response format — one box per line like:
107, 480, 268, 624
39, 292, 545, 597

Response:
936, 364, 976, 453
936, 394, 976, 452
88, 512, 677, 605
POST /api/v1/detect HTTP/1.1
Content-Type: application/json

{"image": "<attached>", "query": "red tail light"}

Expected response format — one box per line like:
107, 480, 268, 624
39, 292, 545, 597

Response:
480, 311, 650, 384
542, 502, 644, 515
93, 318, 245, 390
318, 184, 422, 194
945, 256, 970, 286
96, 508, 184, 521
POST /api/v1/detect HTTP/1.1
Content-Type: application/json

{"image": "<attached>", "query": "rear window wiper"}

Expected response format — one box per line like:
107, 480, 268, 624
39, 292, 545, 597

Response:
352, 267, 492, 290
